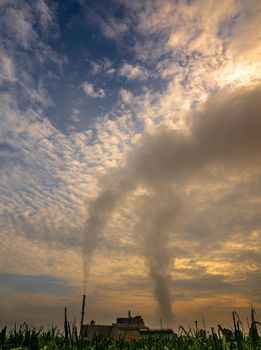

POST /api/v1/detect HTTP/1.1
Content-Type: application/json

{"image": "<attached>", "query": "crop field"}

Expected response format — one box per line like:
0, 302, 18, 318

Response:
0, 311, 260, 350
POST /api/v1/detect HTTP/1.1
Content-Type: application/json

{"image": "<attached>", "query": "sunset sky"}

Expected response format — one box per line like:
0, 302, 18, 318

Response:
0, 0, 261, 330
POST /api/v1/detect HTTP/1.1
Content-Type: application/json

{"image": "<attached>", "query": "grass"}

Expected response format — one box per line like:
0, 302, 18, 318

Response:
0, 309, 260, 350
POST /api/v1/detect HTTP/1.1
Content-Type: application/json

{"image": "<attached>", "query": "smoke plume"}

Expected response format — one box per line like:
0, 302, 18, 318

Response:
134, 188, 182, 322
83, 83, 261, 322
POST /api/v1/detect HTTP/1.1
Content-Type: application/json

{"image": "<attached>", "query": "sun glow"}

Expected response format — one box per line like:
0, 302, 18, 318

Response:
217, 63, 261, 88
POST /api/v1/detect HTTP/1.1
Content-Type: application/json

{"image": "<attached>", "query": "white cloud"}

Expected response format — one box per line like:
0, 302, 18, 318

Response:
89, 58, 112, 75
71, 107, 80, 122
82, 4, 129, 40
107, 68, 116, 75
35, 0, 53, 29
82, 82, 106, 98
119, 88, 133, 104
3, 6, 35, 49
0, 52, 16, 83
101, 17, 128, 39
119, 63, 148, 80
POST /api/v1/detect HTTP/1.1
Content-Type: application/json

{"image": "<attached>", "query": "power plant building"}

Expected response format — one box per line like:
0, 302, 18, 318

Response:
81, 311, 149, 340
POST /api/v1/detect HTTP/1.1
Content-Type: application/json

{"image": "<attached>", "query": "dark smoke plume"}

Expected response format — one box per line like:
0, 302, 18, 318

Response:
134, 188, 182, 322
83, 83, 261, 322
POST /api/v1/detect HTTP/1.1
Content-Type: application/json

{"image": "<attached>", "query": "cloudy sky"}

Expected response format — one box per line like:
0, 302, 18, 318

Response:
0, 0, 261, 329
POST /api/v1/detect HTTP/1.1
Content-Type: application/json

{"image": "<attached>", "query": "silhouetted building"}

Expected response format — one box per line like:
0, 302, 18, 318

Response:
81, 310, 149, 340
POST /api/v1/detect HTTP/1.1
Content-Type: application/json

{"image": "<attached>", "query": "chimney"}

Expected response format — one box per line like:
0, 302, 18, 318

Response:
80, 294, 86, 331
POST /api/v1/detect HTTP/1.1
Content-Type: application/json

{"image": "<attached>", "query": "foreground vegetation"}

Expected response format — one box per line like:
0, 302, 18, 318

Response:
0, 310, 260, 350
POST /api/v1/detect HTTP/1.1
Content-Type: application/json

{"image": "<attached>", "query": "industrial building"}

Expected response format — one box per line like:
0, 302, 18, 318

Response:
79, 295, 173, 340
80, 311, 149, 340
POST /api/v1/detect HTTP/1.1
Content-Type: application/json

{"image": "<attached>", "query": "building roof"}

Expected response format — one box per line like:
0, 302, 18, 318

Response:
116, 315, 145, 326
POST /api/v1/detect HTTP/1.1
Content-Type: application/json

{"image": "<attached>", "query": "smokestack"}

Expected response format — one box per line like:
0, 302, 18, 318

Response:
80, 294, 86, 331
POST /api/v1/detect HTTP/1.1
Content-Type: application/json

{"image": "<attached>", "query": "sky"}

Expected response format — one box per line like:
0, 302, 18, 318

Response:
0, 0, 261, 330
